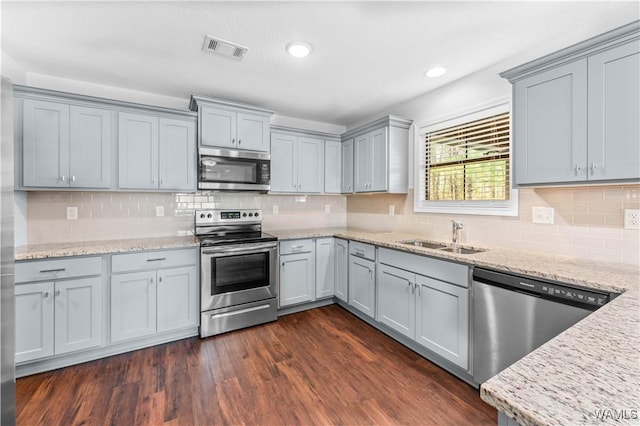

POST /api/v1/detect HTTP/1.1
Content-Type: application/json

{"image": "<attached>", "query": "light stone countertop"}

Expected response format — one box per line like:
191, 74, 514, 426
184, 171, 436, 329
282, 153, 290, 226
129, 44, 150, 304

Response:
270, 227, 640, 426
15, 236, 199, 261
14, 228, 640, 425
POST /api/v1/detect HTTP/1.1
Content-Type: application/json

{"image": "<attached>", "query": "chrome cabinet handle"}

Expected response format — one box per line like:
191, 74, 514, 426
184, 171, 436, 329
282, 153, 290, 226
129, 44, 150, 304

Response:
146, 258, 166, 262
43, 291, 50, 298
150, 277, 153, 284
71, 176, 76, 182
575, 164, 582, 174
151, 178, 156, 184
60, 175, 66, 182
590, 163, 598, 174
232, 138, 235, 144
160, 178, 165, 184
415, 283, 420, 296
158, 277, 162, 283
55, 289, 61, 297
238, 139, 242, 145
39, 268, 66, 273
291, 245, 304, 249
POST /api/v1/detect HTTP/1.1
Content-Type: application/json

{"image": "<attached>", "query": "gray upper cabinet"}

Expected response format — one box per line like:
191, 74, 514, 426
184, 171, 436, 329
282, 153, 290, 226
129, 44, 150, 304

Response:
119, 112, 159, 189
324, 140, 342, 194
341, 138, 354, 193
503, 22, 640, 185
270, 126, 335, 194
342, 115, 412, 194
16, 86, 196, 192
190, 96, 274, 152
22, 99, 111, 188
587, 40, 640, 181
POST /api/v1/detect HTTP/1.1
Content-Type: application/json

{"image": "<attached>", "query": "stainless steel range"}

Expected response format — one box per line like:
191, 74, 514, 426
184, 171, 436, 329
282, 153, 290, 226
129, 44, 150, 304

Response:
196, 209, 278, 338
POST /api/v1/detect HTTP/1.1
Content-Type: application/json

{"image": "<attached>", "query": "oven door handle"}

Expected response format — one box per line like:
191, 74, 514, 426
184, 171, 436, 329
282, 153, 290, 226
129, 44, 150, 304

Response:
202, 243, 277, 255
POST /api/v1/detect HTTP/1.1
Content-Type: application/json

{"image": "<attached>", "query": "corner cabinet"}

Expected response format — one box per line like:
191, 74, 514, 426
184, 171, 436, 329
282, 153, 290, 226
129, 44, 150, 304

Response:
502, 22, 640, 185
270, 126, 339, 194
341, 115, 412, 194
189, 95, 274, 152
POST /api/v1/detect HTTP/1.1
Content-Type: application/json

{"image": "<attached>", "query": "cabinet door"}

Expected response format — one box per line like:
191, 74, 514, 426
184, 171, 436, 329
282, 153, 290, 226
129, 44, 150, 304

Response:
279, 252, 315, 307
348, 256, 375, 318
69, 106, 112, 188
334, 239, 349, 302
369, 128, 388, 192
237, 112, 269, 152
354, 133, 372, 192
200, 106, 236, 148
22, 99, 70, 187
297, 137, 324, 193
118, 112, 159, 189
111, 271, 157, 342
15, 282, 55, 363
377, 264, 415, 339
341, 139, 354, 193
324, 141, 342, 193
270, 133, 298, 192
415, 275, 468, 369
54, 277, 102, 355
315, 238, 335, 299
587, 40, 640, 181
157, 266, 198, 332
158, 118, 196, 191
514, 60, 588, 184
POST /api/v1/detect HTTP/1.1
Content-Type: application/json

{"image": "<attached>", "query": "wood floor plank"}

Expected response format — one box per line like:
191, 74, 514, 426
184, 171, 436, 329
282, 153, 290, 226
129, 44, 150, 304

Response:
16, 305, 496, 426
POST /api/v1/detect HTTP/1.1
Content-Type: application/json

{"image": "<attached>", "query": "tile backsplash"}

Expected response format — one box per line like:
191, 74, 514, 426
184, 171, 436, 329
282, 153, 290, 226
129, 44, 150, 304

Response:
347, 185, 640, 266
23, 191, 346, 244
21, 184, 640, 266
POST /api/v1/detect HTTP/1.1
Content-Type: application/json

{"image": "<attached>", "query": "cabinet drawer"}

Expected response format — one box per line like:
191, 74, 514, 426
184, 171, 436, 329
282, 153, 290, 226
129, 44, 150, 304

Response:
378, 248, 469, 288
111, 248, 198, 273
279, 239, 314, 255
349, 241, 375, 261
15, 256, 102, 283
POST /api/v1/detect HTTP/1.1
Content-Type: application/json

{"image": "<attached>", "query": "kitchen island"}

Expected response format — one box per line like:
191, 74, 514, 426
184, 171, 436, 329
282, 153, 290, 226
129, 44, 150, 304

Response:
270, 228, 640, 426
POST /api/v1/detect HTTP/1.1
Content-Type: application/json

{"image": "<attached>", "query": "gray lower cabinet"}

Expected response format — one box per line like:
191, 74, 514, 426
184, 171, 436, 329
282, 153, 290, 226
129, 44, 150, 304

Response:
14, 257, 103, 363
279, 240, 315, 307
377, 248, 469, 369
504, 23, 640, 185
334, 239, 349, 302
110, 248, 199, 342
315, 238, 335, 299
348, 242, 376, 318
22, 99, 112, 188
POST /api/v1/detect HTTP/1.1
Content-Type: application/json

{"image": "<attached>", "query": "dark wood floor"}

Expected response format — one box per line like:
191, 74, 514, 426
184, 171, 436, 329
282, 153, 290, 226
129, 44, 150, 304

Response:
16, 305, 496, 425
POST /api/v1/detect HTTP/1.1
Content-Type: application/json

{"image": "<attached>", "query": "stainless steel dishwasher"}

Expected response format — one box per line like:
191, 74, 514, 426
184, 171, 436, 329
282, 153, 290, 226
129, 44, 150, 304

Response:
472, 267, 615, 384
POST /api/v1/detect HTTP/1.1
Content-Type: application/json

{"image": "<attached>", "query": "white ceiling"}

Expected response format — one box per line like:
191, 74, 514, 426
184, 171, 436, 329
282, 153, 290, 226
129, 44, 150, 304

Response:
2, 1, 639, 126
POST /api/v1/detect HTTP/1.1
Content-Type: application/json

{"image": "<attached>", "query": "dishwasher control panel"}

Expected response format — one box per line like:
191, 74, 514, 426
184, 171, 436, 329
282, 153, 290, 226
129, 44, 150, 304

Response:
473, 268, 611, 309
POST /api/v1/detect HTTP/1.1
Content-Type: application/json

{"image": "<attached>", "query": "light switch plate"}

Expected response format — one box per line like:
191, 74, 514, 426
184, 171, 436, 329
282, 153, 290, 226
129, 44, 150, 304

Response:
624, 209, 640, 229
66, 206, 78, 220
272, 205, 279, 215
389, 205, 395, 216
325, 204, 331, 213
532, 207, 554, 224
156, 206, 164, 217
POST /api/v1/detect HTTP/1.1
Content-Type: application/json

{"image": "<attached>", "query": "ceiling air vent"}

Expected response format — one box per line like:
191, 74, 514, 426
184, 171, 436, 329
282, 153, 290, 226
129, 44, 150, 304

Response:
203, 35, 248, 61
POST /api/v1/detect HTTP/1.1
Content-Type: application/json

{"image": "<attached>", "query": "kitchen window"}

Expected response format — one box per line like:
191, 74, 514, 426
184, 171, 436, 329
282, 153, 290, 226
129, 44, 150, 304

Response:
414, 99, 518, 216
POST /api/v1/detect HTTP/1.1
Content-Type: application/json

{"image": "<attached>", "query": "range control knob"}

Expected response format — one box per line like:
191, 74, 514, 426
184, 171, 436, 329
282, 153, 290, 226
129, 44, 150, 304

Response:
254, 212, 260, 217
249, 213, 254, 217
200, 213, 206, 219
242, 213, 247, 217
207, 213, 212, 219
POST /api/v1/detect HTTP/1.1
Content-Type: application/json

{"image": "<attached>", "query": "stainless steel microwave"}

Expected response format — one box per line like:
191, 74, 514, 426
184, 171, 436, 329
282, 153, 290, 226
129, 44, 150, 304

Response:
198, 147, 270, 191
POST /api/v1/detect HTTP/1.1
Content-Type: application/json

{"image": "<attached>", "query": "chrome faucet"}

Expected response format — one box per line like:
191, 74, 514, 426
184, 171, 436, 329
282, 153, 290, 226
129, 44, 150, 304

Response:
451, 220, 463, 248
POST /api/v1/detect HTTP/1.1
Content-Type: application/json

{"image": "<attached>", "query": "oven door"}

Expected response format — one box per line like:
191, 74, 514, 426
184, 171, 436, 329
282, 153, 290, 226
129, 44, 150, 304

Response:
201, 242, 277, 311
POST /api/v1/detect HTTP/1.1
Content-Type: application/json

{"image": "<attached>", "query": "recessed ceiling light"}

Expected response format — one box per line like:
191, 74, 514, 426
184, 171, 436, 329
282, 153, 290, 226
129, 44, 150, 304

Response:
425, 67, 447, 78
286, 41, 312, 58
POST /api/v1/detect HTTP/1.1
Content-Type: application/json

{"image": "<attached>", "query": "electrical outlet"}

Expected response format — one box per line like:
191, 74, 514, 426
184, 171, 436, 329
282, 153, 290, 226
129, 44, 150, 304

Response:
156, 206, 164, 217
272, 205, 279, 215
389, 205, 395, 216
66, 206, 78, 220
532, 207, 554, 224
624, 209, 640, 229
325, 204, 331, 214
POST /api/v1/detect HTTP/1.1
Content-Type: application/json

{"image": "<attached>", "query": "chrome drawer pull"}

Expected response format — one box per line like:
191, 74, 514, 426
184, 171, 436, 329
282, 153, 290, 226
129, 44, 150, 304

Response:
39, 268, 66, 273
146, 258, 166, 262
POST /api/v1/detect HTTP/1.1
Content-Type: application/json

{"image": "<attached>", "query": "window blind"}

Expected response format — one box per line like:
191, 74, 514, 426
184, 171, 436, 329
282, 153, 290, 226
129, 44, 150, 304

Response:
425, 111, 510, 201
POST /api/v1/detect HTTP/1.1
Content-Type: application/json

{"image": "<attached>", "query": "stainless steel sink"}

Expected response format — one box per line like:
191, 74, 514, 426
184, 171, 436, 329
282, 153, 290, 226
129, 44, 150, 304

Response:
398, 239, 485, 254
399, 240, 449, 249
439, 247, 485, 255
